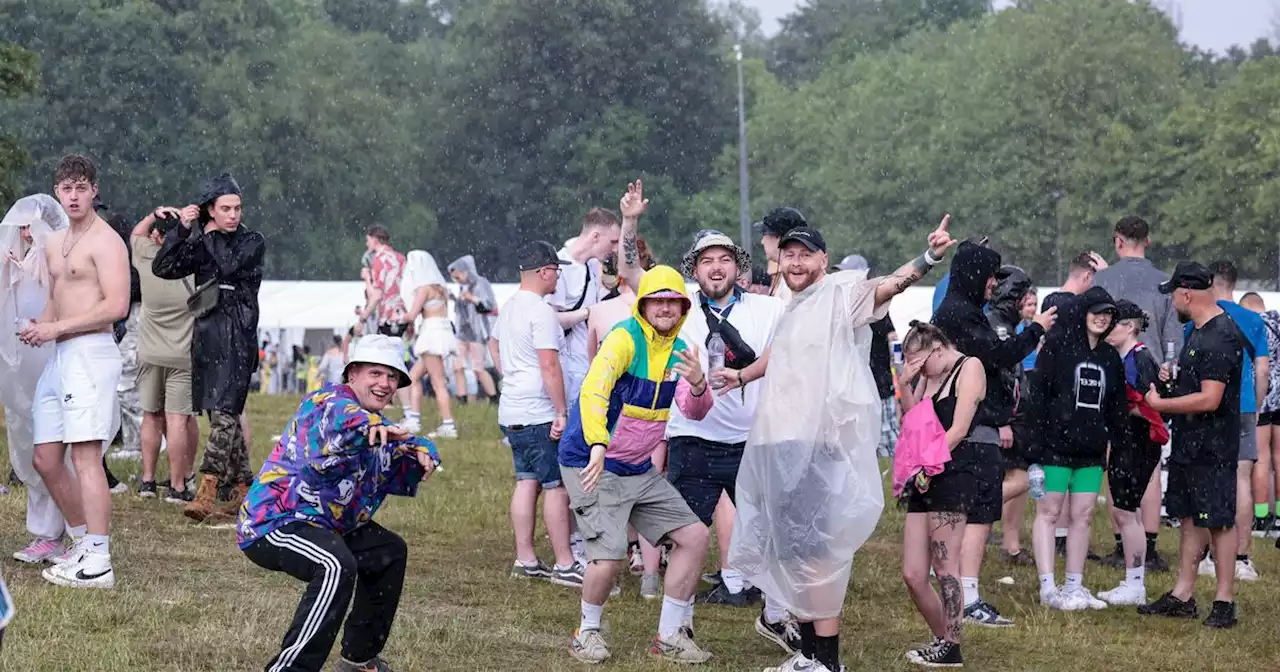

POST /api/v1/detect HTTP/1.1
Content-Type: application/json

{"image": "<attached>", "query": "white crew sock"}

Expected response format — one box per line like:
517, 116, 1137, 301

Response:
682, 600, 695, 629
440, 418, 454, 425
83, 533, 109, 556
1055, 528, 1068, 539
721, 568, 745, 594
404, 410, 420, 420
579, 601, 603, 632
1038, 573, 1056, 593
763, 594, 787, 624
1125, 565, 1145, 588
961, 576, 980, 607
1064, 572, 1082, 590
658, 595, 692, 639
68, 524, 87, 540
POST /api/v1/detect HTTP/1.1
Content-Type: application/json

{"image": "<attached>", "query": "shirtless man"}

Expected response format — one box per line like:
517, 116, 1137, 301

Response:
24, 155, 130, 589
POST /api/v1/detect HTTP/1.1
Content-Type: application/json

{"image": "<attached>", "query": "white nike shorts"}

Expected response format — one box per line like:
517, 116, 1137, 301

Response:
33, 333, 123, 446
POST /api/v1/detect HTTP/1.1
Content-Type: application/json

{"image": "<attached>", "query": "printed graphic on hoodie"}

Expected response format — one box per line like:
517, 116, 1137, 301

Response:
1074, 362, 1105, 410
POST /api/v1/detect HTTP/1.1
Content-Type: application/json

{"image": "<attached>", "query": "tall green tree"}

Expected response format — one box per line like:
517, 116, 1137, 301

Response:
0, 41, 39, 205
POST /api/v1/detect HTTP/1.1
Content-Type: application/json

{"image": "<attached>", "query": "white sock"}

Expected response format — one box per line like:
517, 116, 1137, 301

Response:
579, 601, 603, 632
1055, 528, 1068, 538
83, 534, 109, 555
763, 594, 787, 624
404, 410, 420, 420
1064, 572, 1082, 590
721, 568, 745, 594
1125, 566, 1145, 588
682, 600, 695, 629
1038, 573, 1056, 593
961, 576, 979, 607
440, 418, 455, 425
658, 595, 692, 639
68, 524, 87, 539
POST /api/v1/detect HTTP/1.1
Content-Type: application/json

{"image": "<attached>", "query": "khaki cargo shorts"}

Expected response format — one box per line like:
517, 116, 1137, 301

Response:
560, 465, 701, 562
138, 363, 194, 415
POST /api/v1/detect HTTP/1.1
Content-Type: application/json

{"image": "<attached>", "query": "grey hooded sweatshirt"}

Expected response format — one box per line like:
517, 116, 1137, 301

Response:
1093, 256, 1181, 362
447, 255, 497, 343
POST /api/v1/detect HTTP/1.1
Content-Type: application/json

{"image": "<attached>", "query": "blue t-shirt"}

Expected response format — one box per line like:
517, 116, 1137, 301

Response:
1183, 300, 1269, 413
1017, 322, 1038, 370
931, 272, 950, 314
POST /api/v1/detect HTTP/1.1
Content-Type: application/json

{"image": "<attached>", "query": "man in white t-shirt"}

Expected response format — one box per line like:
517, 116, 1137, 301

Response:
549, 208, 621, 404
660, 231, 794, 648
495, 240, 581, 588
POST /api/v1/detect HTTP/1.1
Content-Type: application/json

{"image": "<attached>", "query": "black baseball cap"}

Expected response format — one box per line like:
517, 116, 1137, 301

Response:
1158, 261, 1213, 294
753, 206, 807, 237
1114, 300, 1148, 325
779, 227, 827, 253
517, 240, 569, 271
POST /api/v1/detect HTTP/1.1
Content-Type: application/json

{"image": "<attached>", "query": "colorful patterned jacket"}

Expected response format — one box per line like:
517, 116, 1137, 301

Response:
559, 265, 713, 476
237, 384, 438, 549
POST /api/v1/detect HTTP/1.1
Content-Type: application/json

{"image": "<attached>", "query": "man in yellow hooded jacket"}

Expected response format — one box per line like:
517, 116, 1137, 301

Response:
558, 264, 715, 665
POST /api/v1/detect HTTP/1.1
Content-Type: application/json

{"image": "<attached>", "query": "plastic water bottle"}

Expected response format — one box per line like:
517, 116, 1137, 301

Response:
1028, 464, 1046, 501
707, 333, 726, 389
1164, 340, 1178, 379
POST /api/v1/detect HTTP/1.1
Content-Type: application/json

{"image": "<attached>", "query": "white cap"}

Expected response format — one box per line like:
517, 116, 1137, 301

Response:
343, 335, 411, 389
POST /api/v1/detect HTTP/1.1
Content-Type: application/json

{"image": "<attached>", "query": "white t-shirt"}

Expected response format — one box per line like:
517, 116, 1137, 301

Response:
547, 246, 602, 398
666, 292, 785, 444
496, 289, 564, 427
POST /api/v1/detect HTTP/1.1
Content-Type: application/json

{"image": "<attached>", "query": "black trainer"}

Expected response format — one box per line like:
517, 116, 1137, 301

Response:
1138, 592, 1198, 618
1251, 516, 1271, 538
1202, 600, 1237, 629
138, 481, 158, 499
907, 639, 963, 668
695, 582, 761, 607
1094, 547, 1124, 568
700, 570, 722, 586
753, 610, 801, 654
165, 487, 194, 504
1145, 550, 1170, 573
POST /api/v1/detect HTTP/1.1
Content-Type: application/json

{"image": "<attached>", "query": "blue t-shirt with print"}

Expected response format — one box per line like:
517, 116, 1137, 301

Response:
1183, 300, 1269, 413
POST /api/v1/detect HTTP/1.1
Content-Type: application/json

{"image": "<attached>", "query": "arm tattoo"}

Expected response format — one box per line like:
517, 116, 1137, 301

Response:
623, 229, 638, 266
910, 254, 931, 275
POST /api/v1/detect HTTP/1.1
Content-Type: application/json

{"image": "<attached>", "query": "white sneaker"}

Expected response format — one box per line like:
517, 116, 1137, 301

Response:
429, 422, 457, 439
108, 482, 129, 495
1044, 587, 1087, 611
50, 538, 85, 565
764, 652, 836, 672
1098, 582, 1146, 606
401, 416, 422, 434
1070, 585, 1108, 610
1236, 558, 1260, 582
42, 551, 115, 589
13, 537, 65, 564
1198, 556, 1217, 577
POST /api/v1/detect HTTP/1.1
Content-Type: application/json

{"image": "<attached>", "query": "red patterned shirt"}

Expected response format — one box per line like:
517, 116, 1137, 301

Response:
370, 246, 406, 324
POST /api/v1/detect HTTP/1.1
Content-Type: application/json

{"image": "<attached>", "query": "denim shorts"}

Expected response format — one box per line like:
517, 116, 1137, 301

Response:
666, 435, 745, 525
501, 423, 562, 488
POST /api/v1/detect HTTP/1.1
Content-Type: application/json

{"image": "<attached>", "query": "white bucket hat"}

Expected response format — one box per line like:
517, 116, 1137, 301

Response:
343, 335, 411, 389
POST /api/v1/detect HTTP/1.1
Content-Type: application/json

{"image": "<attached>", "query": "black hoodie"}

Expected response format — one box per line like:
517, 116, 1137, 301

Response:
933, 243, 1045, 432
1029, 286, 1131, 467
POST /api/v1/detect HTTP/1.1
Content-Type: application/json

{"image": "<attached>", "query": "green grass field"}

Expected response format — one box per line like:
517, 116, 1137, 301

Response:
1, 393, 1277, 671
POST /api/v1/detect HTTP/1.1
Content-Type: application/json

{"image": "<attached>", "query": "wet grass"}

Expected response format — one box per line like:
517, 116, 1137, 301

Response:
1, 393, 1278, 671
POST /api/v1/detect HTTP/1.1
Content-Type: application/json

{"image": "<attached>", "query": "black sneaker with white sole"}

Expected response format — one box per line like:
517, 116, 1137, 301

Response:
701, 570, 722, 586
138, 481, 157, 499
549, 562, 585, 588
164, 488, 194, 504
963, 600, 1014, 627
907, 640, 963, 668
696, 582, 761, 607
754, 610, 801, 654
510, 560, 551, 581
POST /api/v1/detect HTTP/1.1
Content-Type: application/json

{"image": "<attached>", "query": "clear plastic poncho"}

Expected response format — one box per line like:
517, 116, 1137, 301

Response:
399, 250, 448, 323
729, 270, 888, 620
0, 195, 67, 536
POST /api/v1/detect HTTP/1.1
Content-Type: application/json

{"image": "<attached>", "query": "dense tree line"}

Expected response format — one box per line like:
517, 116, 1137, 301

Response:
1, 0, 1278, 285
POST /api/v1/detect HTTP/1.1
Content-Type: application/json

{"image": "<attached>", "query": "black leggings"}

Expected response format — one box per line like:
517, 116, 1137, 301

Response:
242, 521, 408, 672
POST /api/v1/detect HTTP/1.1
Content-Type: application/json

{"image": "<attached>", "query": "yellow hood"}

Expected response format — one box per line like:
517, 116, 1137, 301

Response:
631, 265, 692, 344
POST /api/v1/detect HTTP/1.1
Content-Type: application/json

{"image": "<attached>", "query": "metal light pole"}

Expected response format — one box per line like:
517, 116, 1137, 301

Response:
735, 43, 751, 254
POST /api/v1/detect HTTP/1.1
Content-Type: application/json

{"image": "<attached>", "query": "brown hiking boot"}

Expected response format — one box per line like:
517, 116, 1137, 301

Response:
183, 475, 218, 523
210, 483, 249, 522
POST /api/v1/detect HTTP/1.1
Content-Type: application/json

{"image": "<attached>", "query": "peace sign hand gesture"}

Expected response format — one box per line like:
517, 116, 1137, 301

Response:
619, 179, 649, 219
926, 214, 959, 259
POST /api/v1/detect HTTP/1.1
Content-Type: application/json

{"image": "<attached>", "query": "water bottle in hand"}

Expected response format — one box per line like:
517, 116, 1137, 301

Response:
707, 333, 726, 389
1028, 464, 1046, 501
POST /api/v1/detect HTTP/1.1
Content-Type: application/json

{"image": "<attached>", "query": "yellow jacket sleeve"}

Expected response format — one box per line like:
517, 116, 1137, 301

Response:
580, 328, 634, 447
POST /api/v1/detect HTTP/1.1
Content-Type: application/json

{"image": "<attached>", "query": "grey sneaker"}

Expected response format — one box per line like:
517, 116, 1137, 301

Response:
510, 560, 551, 581
648, 630, 712, 664
333, 657, 397, 672
549, 561, 584, 588
570, 628, 611, 664
640, 573, 661, 600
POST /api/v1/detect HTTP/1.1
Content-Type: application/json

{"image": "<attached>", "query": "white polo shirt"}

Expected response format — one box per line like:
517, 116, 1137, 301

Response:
666, 291, 785, 444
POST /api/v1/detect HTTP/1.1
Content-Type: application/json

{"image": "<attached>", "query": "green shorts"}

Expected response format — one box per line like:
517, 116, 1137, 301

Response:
1042, 465, 1104, 495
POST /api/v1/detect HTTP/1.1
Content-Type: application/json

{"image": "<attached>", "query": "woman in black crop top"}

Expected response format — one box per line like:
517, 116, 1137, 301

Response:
896, 322, 987, 667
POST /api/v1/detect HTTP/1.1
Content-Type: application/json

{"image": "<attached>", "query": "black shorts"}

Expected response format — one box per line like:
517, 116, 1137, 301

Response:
906, 441, 1002, 524
1107, 443, 1161, 512
1166, 461, 1236, 529
667, 436, 744, 526
1259, 411, 1278, 427
377, 322, 408, 338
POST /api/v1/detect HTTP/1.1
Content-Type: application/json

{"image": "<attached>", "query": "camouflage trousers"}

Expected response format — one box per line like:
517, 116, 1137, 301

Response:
115, 304, 142, 453
199, 411, 253, 488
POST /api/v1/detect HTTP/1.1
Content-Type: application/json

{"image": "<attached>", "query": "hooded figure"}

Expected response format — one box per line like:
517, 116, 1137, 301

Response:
559, 265, 713, 474
933, 242, 1045, 434
1029, 286, 1131, 467
399, 250, 448, 315
153, 173, 264, 416
447, 255, 497, 343
0, 195, 82, 544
